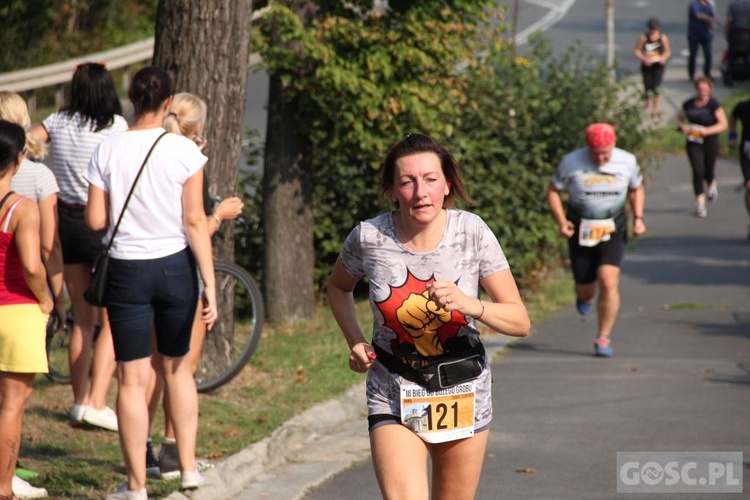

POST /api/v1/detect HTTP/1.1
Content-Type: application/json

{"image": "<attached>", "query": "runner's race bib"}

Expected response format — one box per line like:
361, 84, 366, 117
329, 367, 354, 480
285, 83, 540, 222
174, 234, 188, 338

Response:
687, 125, 705, 144
400, 381, 475, 444
579, 218, 616, 247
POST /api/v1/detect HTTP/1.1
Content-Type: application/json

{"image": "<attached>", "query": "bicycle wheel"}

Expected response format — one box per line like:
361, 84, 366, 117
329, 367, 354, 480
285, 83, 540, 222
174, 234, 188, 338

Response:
46, 315, 72, 384
195, 261, 264, 392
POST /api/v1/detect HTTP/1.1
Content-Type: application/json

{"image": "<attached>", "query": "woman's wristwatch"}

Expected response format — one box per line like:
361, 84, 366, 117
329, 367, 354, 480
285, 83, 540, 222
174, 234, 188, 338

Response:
211, 213, 221, 228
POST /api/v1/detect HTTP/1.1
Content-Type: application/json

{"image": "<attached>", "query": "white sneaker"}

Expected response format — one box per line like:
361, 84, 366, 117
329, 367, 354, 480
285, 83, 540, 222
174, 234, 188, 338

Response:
105, 482, 147, 500
695, 205, 708, 218
12, 475, 48, 499
707, 182, 718, 202
180, 470, 205, 490
69, 404, 86, 423
83, 406, 119, 432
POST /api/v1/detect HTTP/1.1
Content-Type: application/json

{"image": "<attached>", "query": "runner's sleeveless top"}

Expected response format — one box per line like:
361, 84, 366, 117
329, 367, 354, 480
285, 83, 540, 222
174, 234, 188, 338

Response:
642, 33, 664, 64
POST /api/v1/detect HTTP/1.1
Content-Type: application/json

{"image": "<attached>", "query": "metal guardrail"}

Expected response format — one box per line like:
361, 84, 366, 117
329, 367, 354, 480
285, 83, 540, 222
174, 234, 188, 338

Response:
0, 7, 270, 91
0, 5, 270, 116
0, 38, 155, 93
0, 38, 154, 115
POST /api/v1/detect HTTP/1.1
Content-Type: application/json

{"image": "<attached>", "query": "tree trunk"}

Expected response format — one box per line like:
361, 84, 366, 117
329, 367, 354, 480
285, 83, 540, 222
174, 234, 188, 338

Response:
154, 2, 253, 258
153, 0, 253, 376
261, 0, 325, 324
262, 74, 316, 323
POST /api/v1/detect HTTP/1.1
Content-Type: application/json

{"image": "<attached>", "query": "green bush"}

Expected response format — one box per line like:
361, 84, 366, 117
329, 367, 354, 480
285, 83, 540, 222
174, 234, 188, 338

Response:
239, 6, 658, 293
0, 0, 157, 72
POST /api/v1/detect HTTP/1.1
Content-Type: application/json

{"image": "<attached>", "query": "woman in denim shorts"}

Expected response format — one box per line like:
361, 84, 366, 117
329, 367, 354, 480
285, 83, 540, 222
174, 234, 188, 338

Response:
85, 67, 217, 499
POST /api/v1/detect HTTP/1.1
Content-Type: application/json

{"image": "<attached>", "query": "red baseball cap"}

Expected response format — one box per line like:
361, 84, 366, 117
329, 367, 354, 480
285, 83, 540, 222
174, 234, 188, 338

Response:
586, 123, 616, 148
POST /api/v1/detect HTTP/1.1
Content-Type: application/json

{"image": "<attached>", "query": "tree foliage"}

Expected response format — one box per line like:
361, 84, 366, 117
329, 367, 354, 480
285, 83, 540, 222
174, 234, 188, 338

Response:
254, 1, 503, 296
0, 0, 157, 72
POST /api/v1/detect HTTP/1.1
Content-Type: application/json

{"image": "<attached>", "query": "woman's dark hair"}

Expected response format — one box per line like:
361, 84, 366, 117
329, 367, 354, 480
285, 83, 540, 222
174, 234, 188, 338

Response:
62, 63, 122, 132
128, 66, 173, 117
0, 120, 25, 173
380, 133, 474, 207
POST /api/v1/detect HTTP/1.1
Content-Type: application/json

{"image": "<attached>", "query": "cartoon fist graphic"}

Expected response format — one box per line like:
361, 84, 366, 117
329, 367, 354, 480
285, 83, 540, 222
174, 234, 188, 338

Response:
396, 290, 451, 356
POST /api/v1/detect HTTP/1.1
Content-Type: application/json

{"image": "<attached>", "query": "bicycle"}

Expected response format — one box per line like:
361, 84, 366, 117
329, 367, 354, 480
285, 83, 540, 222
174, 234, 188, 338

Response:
45, 312, 102, 384
44, 261, 264, 391
45, 314, 73, 384
195, 260, 264, 392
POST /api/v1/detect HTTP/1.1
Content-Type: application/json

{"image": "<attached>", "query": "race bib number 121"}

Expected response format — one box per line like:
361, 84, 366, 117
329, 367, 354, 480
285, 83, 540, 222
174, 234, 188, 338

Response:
400, 382, 475, 444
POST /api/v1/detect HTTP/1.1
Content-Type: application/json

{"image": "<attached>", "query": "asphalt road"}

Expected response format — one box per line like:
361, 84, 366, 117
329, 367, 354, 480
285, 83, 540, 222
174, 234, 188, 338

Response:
516, 0, 732, 77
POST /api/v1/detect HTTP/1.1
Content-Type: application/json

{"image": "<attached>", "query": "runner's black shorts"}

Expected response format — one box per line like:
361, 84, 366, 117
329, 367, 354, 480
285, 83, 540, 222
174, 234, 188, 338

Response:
568, 228, 626, 285
641, 63, 665, 93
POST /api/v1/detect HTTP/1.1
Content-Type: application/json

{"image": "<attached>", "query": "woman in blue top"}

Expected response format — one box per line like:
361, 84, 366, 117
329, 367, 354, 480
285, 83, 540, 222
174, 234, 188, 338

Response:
687, 0, 722, 81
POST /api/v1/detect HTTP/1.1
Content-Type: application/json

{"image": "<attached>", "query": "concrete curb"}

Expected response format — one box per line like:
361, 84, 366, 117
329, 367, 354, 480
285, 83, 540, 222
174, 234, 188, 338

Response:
165, 384, 369, 500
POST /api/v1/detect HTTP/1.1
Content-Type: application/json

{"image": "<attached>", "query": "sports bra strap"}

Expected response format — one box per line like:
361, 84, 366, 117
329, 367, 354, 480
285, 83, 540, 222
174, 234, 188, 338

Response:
0, 191, 13, 213
1, 197, 24, 232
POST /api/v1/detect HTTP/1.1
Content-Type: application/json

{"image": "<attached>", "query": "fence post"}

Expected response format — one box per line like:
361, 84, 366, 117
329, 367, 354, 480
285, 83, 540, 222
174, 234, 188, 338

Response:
26, 91, 37, 118
122, 65, 131, 93
55, 84, 65, 110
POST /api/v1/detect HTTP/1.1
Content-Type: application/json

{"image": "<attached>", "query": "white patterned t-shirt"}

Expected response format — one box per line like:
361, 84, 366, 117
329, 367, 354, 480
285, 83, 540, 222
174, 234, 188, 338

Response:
11, 158, 59, 202
340, 208, 509, 362
339, 208, 509, 429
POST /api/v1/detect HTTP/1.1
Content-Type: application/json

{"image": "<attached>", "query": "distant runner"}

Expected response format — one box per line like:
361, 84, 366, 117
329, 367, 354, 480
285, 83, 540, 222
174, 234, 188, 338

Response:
546, 123, 646, 357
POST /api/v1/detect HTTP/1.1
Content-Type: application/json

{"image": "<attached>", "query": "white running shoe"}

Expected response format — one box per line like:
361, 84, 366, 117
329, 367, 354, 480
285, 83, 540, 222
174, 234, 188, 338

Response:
105, 482, 147, 500
180, 470, 205, 490
82, 406, 119, 432
12, 475, 48, 499
707, 182, 718, 202
197, 460, 214, 473
695, 205, 708, 218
